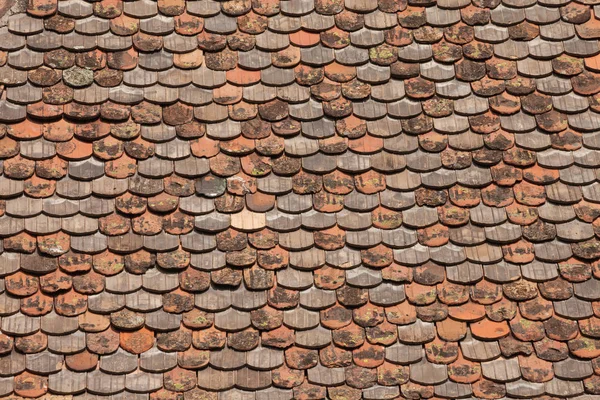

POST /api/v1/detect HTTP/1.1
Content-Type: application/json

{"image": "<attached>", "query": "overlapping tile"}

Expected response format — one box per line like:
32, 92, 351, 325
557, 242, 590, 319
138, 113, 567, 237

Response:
0, 0, 599, 398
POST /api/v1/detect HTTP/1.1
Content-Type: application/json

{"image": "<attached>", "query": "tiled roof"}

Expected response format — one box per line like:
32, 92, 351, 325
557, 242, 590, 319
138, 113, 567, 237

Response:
0, 0, 600, 398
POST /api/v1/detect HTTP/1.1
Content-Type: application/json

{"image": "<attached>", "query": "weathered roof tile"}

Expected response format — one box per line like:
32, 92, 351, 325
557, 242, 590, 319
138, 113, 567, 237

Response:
0, 0, 596, 396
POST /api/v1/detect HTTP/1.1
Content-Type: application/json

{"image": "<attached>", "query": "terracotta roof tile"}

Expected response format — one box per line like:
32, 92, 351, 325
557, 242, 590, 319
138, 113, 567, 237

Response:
0, 0, 598, 397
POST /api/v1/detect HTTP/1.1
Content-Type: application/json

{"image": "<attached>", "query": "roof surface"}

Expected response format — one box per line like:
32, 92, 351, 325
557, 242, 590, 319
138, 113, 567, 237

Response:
0, 0, 599, 398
